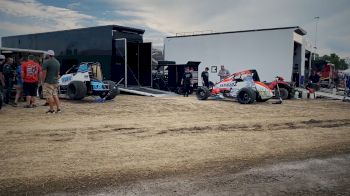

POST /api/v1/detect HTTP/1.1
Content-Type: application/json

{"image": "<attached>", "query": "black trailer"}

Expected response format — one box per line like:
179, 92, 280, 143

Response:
1, 25, 152, 87
153, 61, 201, 93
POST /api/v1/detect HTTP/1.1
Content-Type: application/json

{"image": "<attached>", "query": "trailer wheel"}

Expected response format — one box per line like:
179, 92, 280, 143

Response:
196, 86, 210, 100
67, 81, 87, 100
237, 88, 256, 104
275, 87, 289, 100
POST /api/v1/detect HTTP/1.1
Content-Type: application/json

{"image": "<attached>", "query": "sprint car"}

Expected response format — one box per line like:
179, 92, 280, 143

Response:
39, 62, 119, 100
196, 70, 273, 104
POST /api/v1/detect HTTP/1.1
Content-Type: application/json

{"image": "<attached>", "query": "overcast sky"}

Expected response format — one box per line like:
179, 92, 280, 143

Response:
0, 0, 349, 58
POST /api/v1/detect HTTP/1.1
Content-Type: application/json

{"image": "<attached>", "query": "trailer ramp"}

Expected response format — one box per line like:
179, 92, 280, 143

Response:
119, 86, 178, 97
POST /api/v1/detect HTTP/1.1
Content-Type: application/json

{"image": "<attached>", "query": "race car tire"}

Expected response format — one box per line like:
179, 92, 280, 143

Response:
176, 87, 183, 95
67, 81, 87, 100
196, 86, 210, 100
237, 88, 256, 104
275, 87, 289, 100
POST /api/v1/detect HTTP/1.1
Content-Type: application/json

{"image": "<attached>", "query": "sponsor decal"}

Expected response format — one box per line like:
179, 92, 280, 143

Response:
91, 81, 105, 91
218, 82, 236, 88
78, 64, 89, 73
61, 75, 72, 83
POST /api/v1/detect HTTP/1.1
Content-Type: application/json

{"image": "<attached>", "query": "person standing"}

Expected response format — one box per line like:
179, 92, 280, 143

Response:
181, 67, 192, 97
42, 50, 61, 114
22, 55, 41, 108
0, 55, 5, 92
218, 65, 230, 81
307, 70, 321, 90
201, 67, 210, 88
3, 57, 16, 104
0, 55, 6, 105
13, 58, 26, 107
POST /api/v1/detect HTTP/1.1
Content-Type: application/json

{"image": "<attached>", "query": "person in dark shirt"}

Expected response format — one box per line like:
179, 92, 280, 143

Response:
309, 70, 320, 83
0, 55, 5, 105
292, 71, 300, 87
3, 57, 16, 104
0, 55, 5, 89
181, 67, 193, 97
201, 67, 209, 88
307, 70, 321, 90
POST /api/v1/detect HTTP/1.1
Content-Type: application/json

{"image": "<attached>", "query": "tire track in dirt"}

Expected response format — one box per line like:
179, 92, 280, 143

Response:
155, 118, 350, 135
3, 119, 350, 143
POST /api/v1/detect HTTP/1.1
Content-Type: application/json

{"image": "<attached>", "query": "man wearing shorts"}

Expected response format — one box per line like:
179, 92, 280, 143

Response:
22, 55, 41, 108
42, 50, 61, 114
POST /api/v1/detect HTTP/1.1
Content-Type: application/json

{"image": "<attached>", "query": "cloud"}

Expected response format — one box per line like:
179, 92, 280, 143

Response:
0, 0, 349, 57
0, 0, 95, 32
102, 0, 350, 57
67, 2, 81, 10
0, 22, 53, 35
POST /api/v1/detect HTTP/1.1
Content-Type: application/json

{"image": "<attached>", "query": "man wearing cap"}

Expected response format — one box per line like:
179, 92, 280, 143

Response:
42, 50, 61, 114
22, 55, 41, 108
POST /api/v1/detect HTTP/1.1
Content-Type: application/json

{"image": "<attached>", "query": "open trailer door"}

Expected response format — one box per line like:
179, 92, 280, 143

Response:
138, 42, 152, 87
112, 38, 127, 86
112, 39, 152, 88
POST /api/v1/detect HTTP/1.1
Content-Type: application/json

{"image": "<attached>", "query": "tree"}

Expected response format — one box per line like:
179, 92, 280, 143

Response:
316, 53, 349, 70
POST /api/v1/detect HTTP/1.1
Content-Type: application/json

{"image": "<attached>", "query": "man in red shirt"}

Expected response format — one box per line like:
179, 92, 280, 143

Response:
22, 55, 42, 108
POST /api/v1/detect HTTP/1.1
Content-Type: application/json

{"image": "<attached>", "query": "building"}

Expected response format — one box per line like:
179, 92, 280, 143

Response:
1, 25, 152, 87
164, 26, 311, 86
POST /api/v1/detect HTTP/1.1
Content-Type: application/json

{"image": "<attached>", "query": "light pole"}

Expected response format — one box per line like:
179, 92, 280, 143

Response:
313, 16, 320, 60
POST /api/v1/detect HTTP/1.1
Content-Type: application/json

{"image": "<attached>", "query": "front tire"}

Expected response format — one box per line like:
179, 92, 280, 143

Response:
196, 86, 210, 100
237, 88, 256, 104
67, 81, 87, 100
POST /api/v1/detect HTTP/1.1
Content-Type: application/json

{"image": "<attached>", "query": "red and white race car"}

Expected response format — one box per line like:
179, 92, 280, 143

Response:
196, 70, 273, 104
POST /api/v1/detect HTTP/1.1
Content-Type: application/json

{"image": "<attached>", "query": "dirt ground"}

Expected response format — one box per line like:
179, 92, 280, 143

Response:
0, 95, 350, 195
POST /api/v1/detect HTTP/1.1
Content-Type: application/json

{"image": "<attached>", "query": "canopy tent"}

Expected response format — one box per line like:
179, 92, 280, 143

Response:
341, 68, 350, 75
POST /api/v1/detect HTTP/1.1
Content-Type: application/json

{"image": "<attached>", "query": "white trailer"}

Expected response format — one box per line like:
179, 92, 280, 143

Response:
164, 26, 308, 85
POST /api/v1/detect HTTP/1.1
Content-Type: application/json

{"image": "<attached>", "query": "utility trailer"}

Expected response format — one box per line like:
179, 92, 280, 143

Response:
164, 26, 309, 86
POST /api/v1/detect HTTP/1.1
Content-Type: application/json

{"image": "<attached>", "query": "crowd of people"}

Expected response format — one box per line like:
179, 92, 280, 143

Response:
0, 50, 61, 114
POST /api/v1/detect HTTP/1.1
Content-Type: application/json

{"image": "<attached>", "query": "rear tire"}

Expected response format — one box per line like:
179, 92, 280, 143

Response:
237, 88, 256, 104
196, 86, 210, 100
67, 81, 87, 100
275, 87, 289, 100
